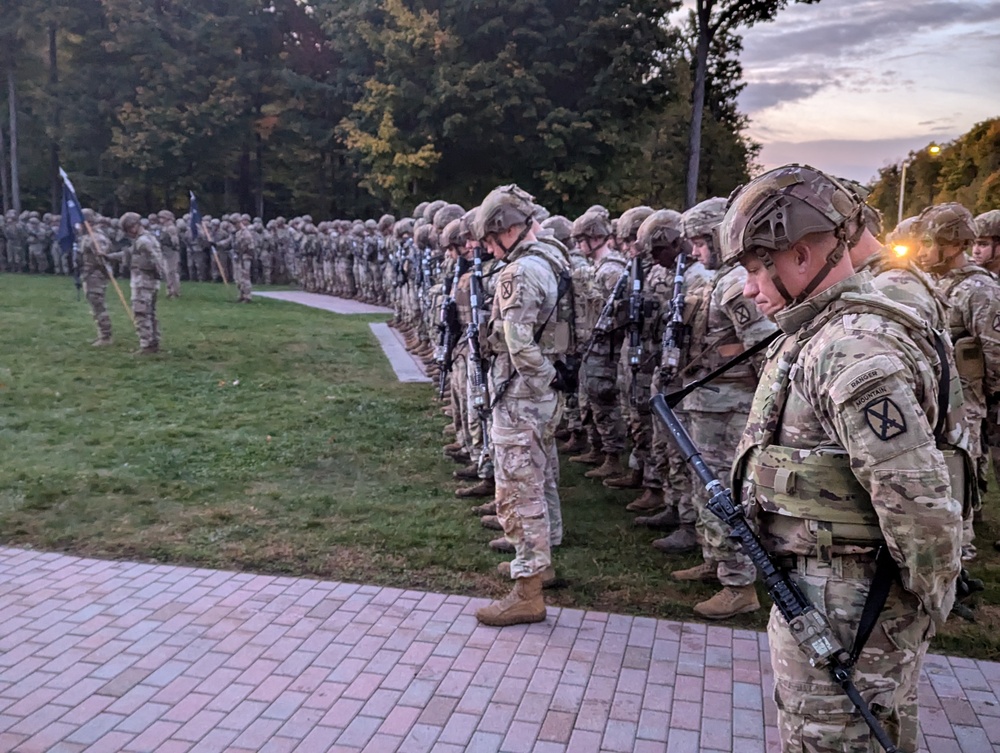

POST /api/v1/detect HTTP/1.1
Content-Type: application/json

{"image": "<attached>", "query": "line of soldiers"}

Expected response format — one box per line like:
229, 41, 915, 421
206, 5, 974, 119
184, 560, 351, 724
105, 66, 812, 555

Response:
370, 176, 999, 753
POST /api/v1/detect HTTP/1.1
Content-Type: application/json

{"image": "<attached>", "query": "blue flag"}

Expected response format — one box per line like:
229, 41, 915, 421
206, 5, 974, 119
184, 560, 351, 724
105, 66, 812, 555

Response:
57, 168, 85, 255
189, 191, 202, 240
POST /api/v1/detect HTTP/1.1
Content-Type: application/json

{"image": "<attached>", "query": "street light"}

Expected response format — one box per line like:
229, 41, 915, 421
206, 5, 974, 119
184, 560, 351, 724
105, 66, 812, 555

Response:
897, 143, 940, 224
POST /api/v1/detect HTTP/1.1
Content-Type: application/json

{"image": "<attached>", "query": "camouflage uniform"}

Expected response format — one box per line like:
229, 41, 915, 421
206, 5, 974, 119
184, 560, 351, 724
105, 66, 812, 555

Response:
724, 166, 965, 753
26, 216, 51, 274
156, 212, 182, 297
78, 219, 119, 344
125, 218, 166, 352
233, 221, 255, 302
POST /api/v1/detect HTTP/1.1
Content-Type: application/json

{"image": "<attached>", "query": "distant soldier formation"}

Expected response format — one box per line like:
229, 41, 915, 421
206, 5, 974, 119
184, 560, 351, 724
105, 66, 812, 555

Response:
3, 171, 1000, 753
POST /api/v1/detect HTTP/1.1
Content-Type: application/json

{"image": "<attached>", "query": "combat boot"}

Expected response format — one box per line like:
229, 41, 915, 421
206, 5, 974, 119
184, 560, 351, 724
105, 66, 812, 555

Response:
475, 575, 546, 627
554, 427, 571, 441
456, 478, 495, 499
471, 500, 496, 516
497, 561, 557, 588
634, 507, 679, 530
443, 442, 465, 457
652, 524, 698, 553
489, 536, 514, 553
671, 561, 719, 583
91, 338, 112, 347
585, 453, 624, 480
453, 464, 480, 481
693, 586, 760, 620
602, 468, 642, 489
557, 430, 587, 454
481, 515, 503, 531
569, 447, 603, 465
625, 488, 664, 513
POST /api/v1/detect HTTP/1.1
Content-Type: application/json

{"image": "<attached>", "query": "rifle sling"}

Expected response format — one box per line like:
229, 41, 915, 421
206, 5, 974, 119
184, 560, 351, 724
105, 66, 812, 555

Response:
665, 331, 780, 407
849, 545, 898, 666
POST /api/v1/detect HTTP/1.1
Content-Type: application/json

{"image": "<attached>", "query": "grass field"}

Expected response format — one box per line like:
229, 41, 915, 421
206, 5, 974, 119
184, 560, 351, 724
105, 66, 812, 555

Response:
1, 274, 999, 660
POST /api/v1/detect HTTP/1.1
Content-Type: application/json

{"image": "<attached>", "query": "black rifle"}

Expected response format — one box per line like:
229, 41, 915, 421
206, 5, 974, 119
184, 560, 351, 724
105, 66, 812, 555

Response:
468, 247, 491, 457
626, 256, 644, 404
580, 265, 629, 364
436, 259, 466, 399
659, 251, 687, 386
650, 393, 903, 753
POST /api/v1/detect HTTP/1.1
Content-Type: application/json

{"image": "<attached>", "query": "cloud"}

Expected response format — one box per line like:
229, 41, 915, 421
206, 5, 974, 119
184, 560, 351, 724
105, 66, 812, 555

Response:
737, 81, 825, 112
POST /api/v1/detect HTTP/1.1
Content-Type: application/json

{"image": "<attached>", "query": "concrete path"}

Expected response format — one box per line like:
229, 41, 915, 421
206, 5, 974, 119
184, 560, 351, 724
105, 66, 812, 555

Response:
254, 292, 431, 384
0, 548, 996, 753
255, 291, 392, 316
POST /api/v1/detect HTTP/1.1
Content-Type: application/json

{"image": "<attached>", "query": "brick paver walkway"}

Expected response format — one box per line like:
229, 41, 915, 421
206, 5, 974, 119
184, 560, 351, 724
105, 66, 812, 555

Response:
0, 548, 996, 753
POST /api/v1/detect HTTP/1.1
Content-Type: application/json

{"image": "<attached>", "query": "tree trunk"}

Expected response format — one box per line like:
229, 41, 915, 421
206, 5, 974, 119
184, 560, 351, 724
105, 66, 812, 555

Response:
49, 22, 60, 213
0, 115, 9, 212
685, 2, 711, 210
7, 66, 21, 214
255, 131, 264, 218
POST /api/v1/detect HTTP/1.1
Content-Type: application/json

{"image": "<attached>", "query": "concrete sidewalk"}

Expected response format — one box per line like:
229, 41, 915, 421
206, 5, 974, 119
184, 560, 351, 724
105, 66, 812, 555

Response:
0, 548, 996, 752
254, 291, 392, 316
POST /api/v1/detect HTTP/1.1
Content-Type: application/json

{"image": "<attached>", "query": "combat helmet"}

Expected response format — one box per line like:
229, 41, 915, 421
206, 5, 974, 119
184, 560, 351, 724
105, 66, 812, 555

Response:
440, 218, 466, 250
472, 184, 536, 246
616, 206, 655, 252
975, 209, 1000, 240
681, 197, 727, 269
377, 214, 396, 233
886, 217, 919, 259
571, 211, 612, 242
422, 200, 448, 225
636, 210, 686, 260
393, 218, 414, 240
432, 203, 465, 232
542, 216, 573, 245
413, 202, 429, 220
720, 164, 863, 304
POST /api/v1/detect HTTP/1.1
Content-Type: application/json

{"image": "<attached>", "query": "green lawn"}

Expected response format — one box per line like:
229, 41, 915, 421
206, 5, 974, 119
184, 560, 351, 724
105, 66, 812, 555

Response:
1, 274, 999, 660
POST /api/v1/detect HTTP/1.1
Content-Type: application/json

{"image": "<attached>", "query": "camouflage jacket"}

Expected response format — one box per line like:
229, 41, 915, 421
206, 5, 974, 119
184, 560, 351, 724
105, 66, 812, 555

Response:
732, 272, 963, 627
857, 247, 948, 330
679, 263, 775, 413
129, 231, 166, 280
487, 240, 567, 401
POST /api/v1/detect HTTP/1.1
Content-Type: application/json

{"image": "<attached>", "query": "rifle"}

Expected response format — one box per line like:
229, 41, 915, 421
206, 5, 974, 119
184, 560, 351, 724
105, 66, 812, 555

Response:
659, 250, 688, 386
650, 393, 904, 753
436, 260, 465, 399
468, 246, 492, 458
626, 256, 644, 404
579, 265, 629, 364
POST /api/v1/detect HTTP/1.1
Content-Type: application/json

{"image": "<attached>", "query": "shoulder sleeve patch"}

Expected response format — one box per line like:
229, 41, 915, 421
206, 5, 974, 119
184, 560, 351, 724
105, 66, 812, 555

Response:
828, 353, 905, 407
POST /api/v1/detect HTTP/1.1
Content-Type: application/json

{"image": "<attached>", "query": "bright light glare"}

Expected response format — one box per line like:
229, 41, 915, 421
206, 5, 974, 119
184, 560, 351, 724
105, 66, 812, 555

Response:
893, 244, 909, 257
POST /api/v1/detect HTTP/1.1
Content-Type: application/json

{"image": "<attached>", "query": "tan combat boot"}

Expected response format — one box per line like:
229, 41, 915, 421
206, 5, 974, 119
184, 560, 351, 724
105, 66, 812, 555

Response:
557, 430, 587, 454
625, 488, 664, 513
693, 586, 760, 620
671, 561, 719, 583
569, 447, 603, 465
652, 524, 698, 553
489, 536, 515, 553
475, 575, 546, 626
456, 478, 495, 499
602, 468, 642, 489
443, 442, 465, 456
634, 507, 680, 530
585, 453, 623, 480
92, 338, 112, 347
497, 561, 557, 588
453, 463, 480, 481
471, 500, 496, 516
481, 515, 503, 531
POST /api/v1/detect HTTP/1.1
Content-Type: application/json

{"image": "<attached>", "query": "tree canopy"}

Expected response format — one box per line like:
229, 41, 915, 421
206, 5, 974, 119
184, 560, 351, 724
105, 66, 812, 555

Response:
867, 117, 1000, 230
0, 0, 759, 218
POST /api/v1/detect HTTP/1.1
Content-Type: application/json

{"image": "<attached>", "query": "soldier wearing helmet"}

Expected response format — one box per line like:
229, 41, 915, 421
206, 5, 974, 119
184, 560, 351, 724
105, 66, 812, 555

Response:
972, 209, 1000, 275
26, 212, 52, 274
603, 206, 665, 502
916, 202, 1000, 514
720, 165, 966, 753
567, 210, 627, 478
155, 209, 182, 298
648, 204, 776, 620
231, 214, 256, 302
470, 184, 572, 627
121, 211, 166, 353
77, 208, 124, 346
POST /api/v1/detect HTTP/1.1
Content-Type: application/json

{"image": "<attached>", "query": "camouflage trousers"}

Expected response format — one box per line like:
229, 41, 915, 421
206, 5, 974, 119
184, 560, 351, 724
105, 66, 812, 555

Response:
492, 392, 563, 579
84, 277, 112, 342
769, 566, 930, 753
28, 246, 49, 274
620, 356, 661, 489
163, 251, 181, 297
52, 247, 70, 276
649, 381, 695, 524
130, 276, 160, 350
234, 257, 253, 302
466, 356, 494, 479
450, 348, 472, 455
583, 349, 625, 454
986, 400, 1000, 492
687, 408, 755, 586
260, 252, 272, 285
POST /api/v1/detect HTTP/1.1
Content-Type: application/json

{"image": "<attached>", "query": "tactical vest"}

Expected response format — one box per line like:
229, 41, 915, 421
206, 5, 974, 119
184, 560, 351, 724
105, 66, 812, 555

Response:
734, 292, 973, 554
940, 266, 994, 383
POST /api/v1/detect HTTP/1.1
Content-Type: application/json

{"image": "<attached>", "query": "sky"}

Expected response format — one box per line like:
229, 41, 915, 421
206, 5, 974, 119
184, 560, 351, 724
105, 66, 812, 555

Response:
680, 0, 1000, 183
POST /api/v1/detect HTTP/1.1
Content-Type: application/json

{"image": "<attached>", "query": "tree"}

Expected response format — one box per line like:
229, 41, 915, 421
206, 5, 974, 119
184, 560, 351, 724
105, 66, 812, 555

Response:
683, 0, 819, 208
